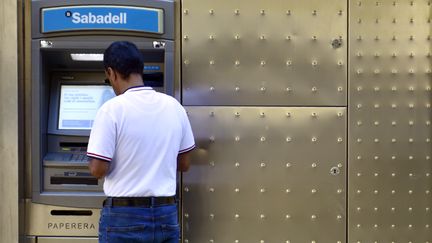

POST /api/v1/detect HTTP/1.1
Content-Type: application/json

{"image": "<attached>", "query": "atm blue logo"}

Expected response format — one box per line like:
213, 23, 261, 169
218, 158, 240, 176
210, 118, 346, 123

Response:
68, 11, 127, 24
42, 6, 163, 33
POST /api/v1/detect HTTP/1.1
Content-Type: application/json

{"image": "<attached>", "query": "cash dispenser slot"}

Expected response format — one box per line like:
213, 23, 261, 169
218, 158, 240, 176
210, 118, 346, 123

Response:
59, 142, 88, 150
50, 176, 98, 186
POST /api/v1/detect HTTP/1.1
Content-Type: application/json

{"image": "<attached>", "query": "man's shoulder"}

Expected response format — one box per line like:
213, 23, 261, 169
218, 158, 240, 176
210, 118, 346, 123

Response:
155, 92, 183, 107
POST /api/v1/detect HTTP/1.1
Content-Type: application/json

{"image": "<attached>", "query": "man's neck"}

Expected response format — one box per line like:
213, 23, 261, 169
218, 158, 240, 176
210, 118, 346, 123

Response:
118, 74, 144, 94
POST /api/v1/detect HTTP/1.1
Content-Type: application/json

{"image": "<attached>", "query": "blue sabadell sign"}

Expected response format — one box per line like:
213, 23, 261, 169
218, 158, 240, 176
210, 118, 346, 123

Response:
41, 5, 164, 34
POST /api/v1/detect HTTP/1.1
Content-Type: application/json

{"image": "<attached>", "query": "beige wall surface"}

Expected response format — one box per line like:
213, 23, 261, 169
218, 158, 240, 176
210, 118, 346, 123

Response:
0, 0, 19, 242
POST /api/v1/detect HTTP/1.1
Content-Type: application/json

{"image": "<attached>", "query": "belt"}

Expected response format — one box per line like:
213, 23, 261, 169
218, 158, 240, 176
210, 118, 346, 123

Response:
103, 196, 176, 207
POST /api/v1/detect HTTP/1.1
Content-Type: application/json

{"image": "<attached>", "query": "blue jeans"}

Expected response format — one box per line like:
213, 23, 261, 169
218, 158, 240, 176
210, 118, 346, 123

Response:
99, 204, 180, 243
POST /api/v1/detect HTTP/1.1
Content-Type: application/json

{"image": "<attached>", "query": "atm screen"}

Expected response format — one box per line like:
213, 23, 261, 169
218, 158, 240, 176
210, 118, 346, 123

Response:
58, 85, 115, 130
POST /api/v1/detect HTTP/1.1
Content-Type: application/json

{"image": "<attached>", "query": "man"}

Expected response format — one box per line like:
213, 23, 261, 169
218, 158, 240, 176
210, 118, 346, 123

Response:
87, 41, 195, 243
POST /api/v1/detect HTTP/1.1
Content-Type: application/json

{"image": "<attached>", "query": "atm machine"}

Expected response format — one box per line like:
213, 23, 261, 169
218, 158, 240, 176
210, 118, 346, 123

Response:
26, 1, 175, 242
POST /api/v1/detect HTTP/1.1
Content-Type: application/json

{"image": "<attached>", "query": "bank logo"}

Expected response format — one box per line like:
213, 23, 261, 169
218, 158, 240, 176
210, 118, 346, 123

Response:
42, 6, 163, 34
65, 11, 127, 24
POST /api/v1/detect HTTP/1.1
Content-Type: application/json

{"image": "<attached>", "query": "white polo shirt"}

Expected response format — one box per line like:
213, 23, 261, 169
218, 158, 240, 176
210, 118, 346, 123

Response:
87, 86, 195, 197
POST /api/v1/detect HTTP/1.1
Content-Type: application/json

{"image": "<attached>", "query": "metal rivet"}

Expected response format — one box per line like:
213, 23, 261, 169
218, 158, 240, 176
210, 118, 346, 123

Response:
209, 161, 215, 167
286, 137, 292, 142
234, 35, 240, 40
184, 187, 189, 192
209, 9, 214, 15
311, 163, 317, 168
286, 10, 291, 15
286, 162, 292, 168
260, 162, 266, 168
209, 35, 214, 40
235, 162, 240, 167
286, 60, 292, 66
209, 60, 215, 65
183, 9, 189, 15
235, 60, 240, 66
234, 9, 240, 15
311, 215, 316, 220
260, 87, 266, 92
260, 60, 266, 66
286, 189, 291, 193
183, 35, 189, 40
260, 9, 265, 15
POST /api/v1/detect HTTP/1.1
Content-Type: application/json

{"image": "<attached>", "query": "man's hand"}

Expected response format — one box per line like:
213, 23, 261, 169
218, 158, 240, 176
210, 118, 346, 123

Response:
88, 158, 110, 179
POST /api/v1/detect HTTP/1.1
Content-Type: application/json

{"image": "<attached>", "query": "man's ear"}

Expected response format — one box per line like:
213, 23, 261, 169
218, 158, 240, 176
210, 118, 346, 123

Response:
106, 67, 117, 82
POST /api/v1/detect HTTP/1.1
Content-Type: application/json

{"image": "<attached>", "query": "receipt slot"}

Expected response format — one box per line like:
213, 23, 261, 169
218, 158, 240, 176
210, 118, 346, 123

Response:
30, 0, 175, 212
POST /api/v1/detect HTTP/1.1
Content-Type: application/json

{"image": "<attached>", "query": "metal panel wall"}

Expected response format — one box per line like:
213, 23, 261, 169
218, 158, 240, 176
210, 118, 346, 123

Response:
348, 0, 432, 242
181, 0, 349, 242
183, 107, 346, 242
182, 0, 347, 106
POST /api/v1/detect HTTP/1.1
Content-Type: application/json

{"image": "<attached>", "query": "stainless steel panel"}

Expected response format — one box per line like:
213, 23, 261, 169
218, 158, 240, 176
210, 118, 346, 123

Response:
349, 0, 432, 242
26, 200, 99, 236
182, 0, 347, 106
37, 237, 98, 243
183, 107, 346, 242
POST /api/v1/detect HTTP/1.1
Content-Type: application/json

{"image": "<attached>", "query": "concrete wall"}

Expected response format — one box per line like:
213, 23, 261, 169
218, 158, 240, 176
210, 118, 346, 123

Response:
0, 0, 19, 242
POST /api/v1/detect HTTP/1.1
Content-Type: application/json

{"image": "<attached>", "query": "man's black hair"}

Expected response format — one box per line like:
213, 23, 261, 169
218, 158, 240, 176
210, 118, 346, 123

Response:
103, 41, 144, 79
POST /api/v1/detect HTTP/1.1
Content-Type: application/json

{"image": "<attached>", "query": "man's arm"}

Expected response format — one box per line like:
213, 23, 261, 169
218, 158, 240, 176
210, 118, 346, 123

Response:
89, 158, 110, 179
177, 151, 192, 172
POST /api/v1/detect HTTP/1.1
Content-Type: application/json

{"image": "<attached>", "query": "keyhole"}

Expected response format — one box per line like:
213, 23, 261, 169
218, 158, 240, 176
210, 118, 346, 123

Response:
330, 167, 340, 175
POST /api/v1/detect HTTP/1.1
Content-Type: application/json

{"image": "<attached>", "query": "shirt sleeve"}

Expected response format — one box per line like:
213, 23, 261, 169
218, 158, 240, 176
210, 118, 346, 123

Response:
87, 108, 116, 162
179, 107, 195, 154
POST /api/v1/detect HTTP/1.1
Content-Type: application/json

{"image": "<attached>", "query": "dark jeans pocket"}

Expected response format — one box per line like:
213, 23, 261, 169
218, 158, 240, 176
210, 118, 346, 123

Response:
161, 224, 180, 243
106, 224, 149, 243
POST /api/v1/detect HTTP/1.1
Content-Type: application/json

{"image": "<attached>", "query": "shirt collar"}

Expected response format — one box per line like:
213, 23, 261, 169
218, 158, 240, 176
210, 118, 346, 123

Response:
123, 85, 154, 94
